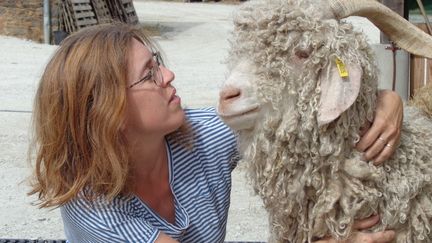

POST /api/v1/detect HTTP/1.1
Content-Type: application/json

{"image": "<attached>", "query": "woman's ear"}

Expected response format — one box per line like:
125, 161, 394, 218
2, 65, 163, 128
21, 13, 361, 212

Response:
317, 58, 362, 127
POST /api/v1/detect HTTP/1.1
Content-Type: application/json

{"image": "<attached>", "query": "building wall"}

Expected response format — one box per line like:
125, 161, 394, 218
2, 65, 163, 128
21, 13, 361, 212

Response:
0, 0, 44, 42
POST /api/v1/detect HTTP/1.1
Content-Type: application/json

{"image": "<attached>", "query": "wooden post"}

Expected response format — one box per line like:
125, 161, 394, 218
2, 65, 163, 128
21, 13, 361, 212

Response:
410, 23, 432, 97
380, 0, 406, 43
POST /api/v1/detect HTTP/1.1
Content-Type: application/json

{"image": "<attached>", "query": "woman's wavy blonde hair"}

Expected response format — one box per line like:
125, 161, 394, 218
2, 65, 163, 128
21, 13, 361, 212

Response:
28, 23, 187, 208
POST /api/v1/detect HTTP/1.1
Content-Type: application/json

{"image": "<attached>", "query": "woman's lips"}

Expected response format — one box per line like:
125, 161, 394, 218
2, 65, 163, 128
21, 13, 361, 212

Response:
169, 89, 181, 104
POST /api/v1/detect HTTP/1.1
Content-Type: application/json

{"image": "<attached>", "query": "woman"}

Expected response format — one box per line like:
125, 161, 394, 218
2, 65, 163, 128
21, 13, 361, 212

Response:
29, 23, 401, 242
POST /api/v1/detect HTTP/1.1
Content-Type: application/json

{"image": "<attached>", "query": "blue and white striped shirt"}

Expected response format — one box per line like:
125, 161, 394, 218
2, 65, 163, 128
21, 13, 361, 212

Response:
61, 108, 239, 243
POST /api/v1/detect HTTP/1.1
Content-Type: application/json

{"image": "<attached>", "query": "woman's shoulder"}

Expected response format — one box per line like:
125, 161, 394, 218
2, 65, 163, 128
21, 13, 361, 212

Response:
184, 107, 235, 138
61, 193, 159, 242
62, 192, 135, 216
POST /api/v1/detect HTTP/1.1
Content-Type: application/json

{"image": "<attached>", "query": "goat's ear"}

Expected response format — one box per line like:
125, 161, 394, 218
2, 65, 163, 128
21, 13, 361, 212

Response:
317, 59, 362, 127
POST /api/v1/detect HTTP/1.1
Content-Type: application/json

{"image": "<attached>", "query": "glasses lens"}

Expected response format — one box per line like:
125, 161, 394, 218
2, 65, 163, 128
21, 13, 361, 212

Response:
153, 52, 163, 86
154, 66, 163, 86
154, 52, 162, 66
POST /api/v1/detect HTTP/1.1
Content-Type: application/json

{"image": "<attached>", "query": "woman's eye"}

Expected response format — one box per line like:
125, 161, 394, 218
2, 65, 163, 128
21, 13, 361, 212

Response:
141, 71, 152, 81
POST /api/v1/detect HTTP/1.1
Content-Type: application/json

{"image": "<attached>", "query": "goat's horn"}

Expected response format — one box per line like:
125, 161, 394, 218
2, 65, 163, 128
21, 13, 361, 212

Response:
329, 0, 432, 59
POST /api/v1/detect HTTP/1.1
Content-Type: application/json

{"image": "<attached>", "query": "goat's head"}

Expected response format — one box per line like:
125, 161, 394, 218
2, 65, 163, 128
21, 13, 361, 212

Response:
218, 0, 432, 134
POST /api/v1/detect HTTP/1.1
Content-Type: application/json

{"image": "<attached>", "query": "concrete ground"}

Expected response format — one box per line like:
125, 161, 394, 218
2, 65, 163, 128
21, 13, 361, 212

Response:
0, 0, 382, 241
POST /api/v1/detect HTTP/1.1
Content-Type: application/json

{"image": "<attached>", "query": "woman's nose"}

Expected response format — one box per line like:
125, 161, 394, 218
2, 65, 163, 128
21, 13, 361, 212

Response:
159, 65, 175, 87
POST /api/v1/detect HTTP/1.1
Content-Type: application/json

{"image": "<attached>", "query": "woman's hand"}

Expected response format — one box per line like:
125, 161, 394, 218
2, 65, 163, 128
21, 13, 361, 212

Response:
314, 215, 396, 243
356, 90, 403, 165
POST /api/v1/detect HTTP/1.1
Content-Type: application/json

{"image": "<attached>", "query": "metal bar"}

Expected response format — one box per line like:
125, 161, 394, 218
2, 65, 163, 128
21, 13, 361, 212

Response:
43, 0, 51, 44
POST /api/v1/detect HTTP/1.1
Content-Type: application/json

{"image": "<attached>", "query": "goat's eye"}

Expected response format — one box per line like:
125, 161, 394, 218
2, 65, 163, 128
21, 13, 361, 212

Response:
295, 50, 310, 59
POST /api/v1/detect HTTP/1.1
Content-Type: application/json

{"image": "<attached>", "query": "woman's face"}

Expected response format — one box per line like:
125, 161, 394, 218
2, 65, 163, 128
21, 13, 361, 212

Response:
123, 38, 185, 138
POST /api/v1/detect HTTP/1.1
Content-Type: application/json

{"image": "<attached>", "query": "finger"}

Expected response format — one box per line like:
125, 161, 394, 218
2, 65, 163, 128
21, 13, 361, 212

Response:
359, 121, 372, 137
371, 134, 399, 165
355, 119, 385, 152
353, 215, 380, 230
368, 230, 396, 243
368, 122, 400, 164
360, 117, 400, 163
362, 135, 387, 163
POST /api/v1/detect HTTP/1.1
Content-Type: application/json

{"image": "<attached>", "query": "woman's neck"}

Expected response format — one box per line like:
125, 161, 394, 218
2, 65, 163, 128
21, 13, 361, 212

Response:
128, 135, 168, 182
128, 136, 175, 224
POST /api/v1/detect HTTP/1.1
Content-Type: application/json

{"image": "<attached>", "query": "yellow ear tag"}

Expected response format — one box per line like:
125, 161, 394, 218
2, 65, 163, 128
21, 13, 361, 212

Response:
335, 57, 349, 78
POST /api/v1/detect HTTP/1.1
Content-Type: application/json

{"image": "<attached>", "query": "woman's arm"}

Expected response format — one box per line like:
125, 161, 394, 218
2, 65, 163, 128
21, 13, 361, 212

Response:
356, 90, 403, 165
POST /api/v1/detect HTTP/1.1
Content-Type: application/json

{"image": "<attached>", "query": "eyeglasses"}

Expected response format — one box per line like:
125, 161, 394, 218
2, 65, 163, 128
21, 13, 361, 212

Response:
128, 51, 164, 89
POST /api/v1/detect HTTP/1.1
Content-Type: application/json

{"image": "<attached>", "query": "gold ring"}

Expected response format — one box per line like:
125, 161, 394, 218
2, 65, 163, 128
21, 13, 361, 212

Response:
386, 143, 393, 147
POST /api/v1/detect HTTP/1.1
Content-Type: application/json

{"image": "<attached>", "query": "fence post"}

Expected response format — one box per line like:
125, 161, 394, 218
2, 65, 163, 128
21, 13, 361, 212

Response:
380, 0, 407, 43
43, 0, 51, 44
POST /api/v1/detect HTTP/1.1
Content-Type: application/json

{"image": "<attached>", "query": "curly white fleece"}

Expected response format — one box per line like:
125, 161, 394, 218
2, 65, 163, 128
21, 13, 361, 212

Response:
229, 0, 432, 242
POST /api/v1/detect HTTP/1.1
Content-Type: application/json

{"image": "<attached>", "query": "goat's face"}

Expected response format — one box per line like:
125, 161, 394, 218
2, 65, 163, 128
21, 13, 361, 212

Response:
218, 0, 432, 132
218, 46, 365, 134
217, 51, 315, 132
217, 60, 262, 131
217, 0, 378, 133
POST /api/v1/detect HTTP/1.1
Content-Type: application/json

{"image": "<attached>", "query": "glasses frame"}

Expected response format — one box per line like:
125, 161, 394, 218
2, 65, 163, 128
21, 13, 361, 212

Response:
127, 51, 164, 89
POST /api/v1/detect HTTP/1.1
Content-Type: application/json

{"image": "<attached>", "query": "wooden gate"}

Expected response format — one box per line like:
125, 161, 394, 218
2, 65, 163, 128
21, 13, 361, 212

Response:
106, 0, 139, 24
54, 0, 139, 43
92, 0, 112, 24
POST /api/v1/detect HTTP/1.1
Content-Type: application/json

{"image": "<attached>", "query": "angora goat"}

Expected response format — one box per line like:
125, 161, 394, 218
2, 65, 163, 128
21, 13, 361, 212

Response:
217, 0, 432, 242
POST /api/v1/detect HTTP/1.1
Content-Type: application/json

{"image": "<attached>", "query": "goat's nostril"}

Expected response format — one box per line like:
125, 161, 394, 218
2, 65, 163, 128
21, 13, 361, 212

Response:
221, 88, 241, 102
226, 93, 240, 100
